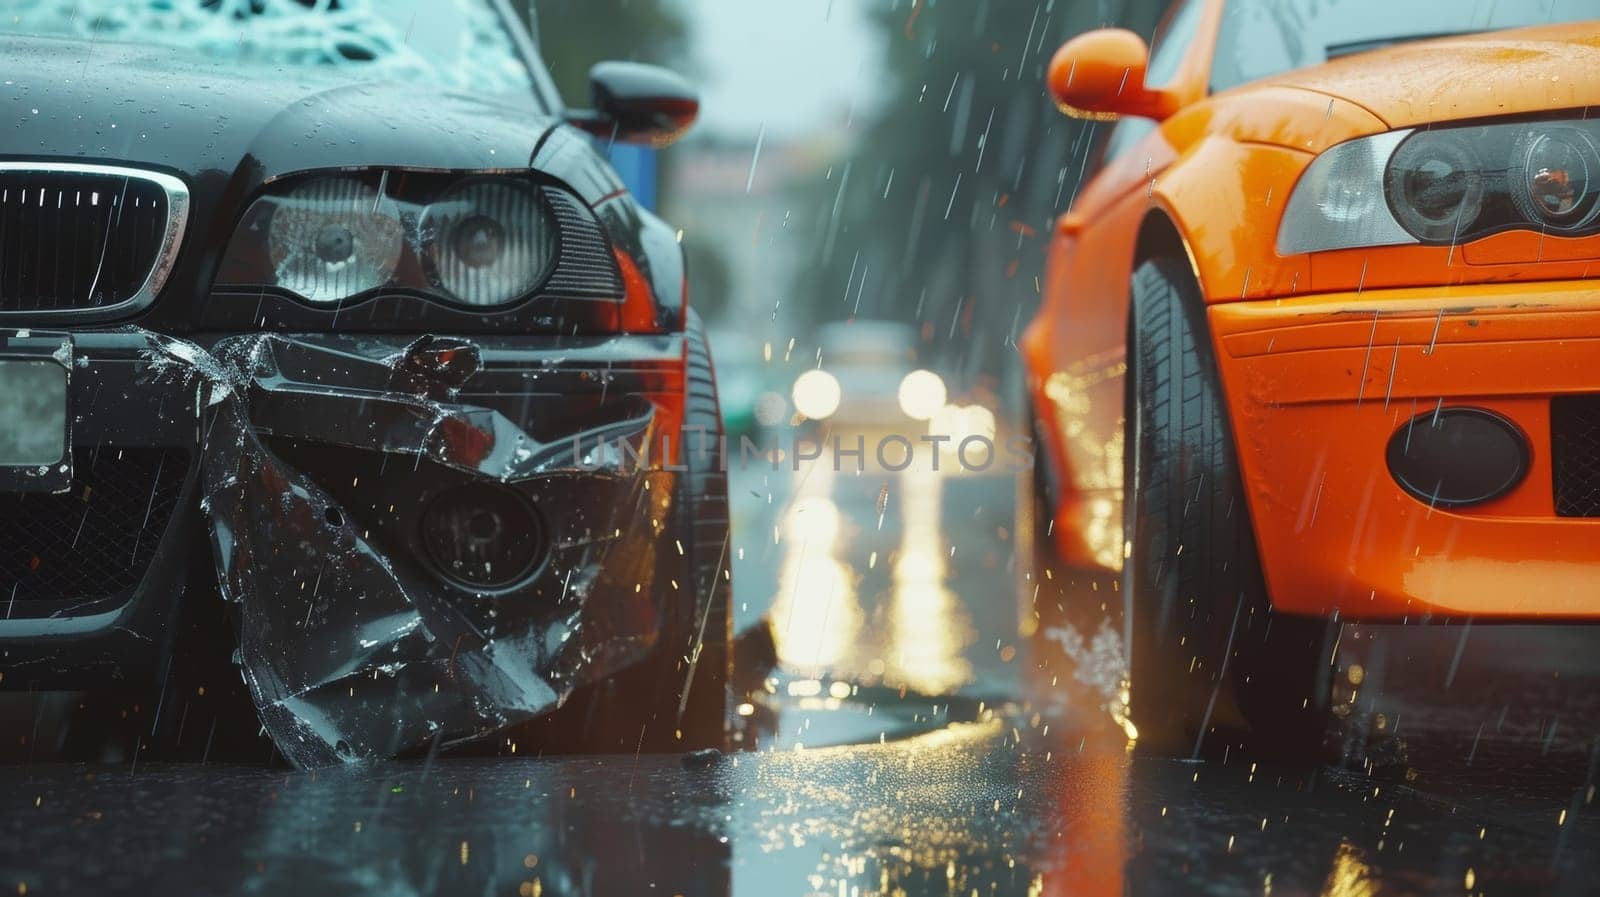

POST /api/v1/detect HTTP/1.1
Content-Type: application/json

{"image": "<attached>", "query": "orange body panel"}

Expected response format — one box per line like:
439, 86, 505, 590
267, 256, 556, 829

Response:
1024, 8, 1600, 619
1020, 141, 1159, 569
1212, 282, 1600, 619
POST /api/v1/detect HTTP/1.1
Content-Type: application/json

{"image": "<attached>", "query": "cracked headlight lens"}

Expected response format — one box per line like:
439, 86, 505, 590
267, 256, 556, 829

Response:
219, 171, 561, 308
265, 177, 403, 305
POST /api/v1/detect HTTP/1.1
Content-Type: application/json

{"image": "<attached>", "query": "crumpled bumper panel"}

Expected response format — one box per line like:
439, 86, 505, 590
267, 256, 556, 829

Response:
136, 329, 679, 767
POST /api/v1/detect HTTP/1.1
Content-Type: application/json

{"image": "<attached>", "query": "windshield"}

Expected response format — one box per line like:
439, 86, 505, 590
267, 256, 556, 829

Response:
1212, 0, 1598, 92
5, 0, 542, 103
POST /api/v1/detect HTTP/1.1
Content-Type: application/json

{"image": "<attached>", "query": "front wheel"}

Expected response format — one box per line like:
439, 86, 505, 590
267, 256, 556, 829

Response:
1123, 255, 1331, 760
516, 311, 731, 754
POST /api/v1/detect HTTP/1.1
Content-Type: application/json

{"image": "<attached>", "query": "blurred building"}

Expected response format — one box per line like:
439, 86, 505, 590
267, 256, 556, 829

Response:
663, 125, 856, 337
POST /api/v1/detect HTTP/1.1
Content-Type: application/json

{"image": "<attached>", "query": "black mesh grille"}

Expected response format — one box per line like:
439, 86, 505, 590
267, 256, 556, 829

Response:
0, 447, 189, 607
1552, 396, 1600, 518
541, 188, 623, 300
0, 170, 171, 313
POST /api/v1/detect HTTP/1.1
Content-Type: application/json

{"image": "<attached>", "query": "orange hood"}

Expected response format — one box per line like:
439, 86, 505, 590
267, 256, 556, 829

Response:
1257, 21, 1600, 129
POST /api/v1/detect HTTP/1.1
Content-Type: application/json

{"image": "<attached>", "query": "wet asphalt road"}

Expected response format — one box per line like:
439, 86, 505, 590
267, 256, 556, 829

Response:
5, 452, 1600, 895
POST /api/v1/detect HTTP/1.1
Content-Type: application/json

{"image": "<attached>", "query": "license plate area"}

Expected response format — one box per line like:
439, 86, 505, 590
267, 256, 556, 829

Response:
0, 330, 73, 493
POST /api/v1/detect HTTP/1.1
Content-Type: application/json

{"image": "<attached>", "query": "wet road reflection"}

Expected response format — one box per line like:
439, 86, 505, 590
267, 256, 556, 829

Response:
737, 451, 1006, 750
4, 454, 1600, 895
6, 715, 1599, 895
766, 457, 861, 681
887, 466, 975, 697
764, 457, 979, 698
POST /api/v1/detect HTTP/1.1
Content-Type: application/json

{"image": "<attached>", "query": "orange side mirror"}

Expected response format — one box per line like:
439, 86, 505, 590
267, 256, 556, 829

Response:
1047, 28, 1179, 122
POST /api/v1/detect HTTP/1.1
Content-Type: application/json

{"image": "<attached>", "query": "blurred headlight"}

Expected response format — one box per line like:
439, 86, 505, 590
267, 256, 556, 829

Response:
897, 369, 947, 420
219, 171, 559, 308
965, 405, 997, 442
928, 403, 996, 449
1280, 117, 1600, 254
792, 369, 842, 420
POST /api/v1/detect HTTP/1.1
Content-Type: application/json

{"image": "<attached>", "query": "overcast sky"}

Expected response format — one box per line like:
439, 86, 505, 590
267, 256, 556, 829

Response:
685, 0, 885, 141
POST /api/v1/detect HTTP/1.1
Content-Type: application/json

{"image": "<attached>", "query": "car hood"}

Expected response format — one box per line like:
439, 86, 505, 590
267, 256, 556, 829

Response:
1258, 21, 1600, 129
0, 33, 559, 181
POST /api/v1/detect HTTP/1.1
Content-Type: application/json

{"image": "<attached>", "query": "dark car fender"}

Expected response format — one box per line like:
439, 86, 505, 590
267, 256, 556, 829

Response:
531, 124, 688, 331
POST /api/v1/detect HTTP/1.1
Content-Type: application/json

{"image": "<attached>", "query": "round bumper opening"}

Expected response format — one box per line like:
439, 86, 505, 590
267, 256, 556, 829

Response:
1386, 407, 1529, 508
421, 483, 546, 590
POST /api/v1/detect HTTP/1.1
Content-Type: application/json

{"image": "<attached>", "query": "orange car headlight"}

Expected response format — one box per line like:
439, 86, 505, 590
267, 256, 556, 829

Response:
1278, 117, 1600, 255
1277, 131, 1415, 255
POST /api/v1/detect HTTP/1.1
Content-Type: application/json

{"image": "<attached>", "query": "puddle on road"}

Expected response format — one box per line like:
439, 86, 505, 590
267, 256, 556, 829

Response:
747, 454, 1000, 751
10, 704, 1595, 897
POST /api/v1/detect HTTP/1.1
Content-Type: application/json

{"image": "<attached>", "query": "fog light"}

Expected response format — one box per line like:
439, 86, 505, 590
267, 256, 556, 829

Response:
1386, 408, 1528, 508
421, 484, 544, 589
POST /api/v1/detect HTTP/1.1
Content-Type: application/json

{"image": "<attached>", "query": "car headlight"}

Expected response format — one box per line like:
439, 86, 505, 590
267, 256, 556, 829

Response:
1385, 131, 1485, 243
897, 369, 947, 420
219, 171, 559, 308
1278, 117, 1600, 255
1277, 131, 1415, 254
422, 179, 556, 307
1509, 126, 1600, 232
792, 369, 842, 420
266, 177, 403, 304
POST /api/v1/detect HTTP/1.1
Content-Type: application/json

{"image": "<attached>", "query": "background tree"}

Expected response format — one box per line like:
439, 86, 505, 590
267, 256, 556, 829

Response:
523, 0, 689, 105
787, 0, 1164, 383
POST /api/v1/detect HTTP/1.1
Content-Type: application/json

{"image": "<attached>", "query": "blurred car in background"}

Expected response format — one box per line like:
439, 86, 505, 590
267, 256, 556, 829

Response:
1021, 0, 1600, 760
799, 320, 923, 428
778, 320, 1001, 470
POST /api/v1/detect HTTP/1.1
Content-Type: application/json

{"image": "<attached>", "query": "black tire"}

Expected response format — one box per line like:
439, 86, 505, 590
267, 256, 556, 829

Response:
1020, 412, 1058, 668
1028, 415, 1058, 585
1124, 255, 1331, 760
520, 311, 731, 754
1024, 412, 1058, 631
666, 309, 734, 750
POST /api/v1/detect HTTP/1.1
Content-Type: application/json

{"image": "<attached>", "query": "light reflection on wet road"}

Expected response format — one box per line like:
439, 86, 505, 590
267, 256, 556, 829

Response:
4, 455, 1600, 895
740, 453, 1004, 750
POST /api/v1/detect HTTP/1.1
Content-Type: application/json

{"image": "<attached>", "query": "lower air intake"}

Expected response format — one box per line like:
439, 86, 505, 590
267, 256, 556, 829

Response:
1552, 395, 1600, 518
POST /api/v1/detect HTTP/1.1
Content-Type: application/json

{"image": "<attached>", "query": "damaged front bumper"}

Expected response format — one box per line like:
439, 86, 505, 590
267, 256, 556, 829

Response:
0, 327, 689, 767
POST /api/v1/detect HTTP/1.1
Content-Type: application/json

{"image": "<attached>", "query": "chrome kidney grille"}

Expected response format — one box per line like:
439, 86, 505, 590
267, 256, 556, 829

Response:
0, 163, 189, 317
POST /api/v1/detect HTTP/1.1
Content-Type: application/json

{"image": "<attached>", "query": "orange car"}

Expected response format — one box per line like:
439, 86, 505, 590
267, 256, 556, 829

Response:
1020, 0, 1600, 757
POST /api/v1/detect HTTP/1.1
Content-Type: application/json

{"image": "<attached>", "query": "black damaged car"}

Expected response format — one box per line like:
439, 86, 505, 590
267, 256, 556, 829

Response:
0, 0, 732, 767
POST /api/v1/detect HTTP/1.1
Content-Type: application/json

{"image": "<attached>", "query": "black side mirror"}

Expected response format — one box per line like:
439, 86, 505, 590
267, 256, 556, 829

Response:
565, 62, 699, 148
